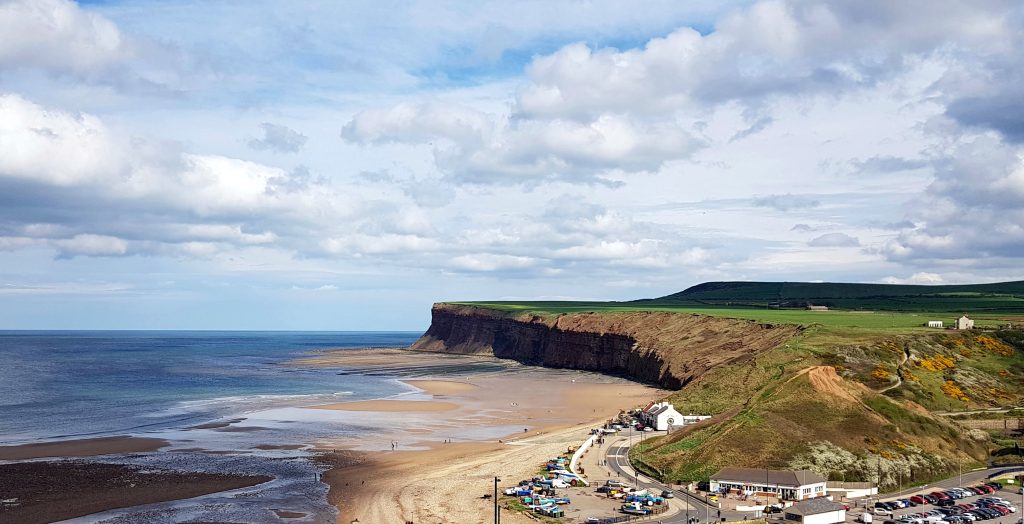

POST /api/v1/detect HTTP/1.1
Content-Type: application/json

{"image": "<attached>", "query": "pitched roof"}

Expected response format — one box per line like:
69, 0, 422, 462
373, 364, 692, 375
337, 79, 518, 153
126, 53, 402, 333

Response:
785, 497, 846, 516
710, 467, 826, 488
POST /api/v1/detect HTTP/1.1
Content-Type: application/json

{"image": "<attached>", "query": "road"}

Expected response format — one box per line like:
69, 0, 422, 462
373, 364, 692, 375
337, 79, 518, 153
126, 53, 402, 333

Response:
603, 431, 740, 524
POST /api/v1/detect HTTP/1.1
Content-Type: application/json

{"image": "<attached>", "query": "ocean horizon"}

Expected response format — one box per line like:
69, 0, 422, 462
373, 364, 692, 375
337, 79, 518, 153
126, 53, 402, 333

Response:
0, 330, 426, 445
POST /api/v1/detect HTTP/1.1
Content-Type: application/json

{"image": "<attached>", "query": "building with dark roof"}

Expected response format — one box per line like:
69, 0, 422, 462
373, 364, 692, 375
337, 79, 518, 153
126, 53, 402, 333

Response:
710, 467, 827, 501
783, 497, 846, 524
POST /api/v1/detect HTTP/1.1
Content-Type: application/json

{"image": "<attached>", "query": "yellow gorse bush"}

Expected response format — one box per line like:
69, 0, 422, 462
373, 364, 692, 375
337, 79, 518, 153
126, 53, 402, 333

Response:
974, 335, 1014, 356
941, 380, 969, 402
917, 355, 956, 372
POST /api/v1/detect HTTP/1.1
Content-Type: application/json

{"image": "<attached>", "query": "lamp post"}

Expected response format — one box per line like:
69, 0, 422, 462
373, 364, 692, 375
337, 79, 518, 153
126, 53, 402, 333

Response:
494, 476, 500, 524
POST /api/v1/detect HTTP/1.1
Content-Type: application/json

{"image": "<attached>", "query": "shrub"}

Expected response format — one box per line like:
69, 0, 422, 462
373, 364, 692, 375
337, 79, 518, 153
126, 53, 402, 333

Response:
941, 380, 969, 402
975, 335, 1014, 356
917, 355, 956, 372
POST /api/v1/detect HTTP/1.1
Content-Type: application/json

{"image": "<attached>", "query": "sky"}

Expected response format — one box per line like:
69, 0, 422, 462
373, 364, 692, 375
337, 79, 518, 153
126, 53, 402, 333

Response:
1, 0, 1023, 330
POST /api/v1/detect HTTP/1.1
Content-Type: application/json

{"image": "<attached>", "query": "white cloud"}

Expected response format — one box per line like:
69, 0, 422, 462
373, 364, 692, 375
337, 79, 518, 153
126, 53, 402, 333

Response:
53, 234, 128, 258
880, 272, 944, 285
344, 103, 700, 184
449, 253, 538, 272
0, 0, 129, 75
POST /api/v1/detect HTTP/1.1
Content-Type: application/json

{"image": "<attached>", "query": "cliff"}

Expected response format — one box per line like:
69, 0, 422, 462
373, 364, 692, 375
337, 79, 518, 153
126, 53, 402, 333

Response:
411, 303, 800, 389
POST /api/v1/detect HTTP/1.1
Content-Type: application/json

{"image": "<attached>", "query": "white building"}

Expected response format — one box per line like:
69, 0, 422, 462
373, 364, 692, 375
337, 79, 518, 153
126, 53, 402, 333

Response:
926, 321, 944, 329
710, 467, 827, 501
825, 481, 877, 500
955, 315, 974, 330
638, 402, 704, 431
783, 497, 847, 524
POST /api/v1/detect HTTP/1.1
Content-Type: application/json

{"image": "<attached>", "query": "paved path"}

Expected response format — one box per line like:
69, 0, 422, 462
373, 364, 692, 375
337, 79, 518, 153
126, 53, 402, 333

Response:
880, 345, 910, 394
601, 430, 742, 524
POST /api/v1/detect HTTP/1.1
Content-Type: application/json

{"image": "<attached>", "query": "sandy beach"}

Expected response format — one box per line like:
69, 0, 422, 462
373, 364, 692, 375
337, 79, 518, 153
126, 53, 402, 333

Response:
299, 349, 667, 524
0, 347, 666, 523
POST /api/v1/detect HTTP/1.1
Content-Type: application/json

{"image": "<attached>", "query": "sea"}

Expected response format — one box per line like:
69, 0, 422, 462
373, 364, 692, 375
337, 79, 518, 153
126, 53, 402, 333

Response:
0, 330, 513, 523
0, 331, 429, 444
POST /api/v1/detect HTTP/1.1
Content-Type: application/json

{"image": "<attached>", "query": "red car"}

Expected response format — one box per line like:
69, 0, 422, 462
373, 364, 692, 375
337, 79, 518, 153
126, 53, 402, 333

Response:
932, 492, 951, 500
911, 496, 928, 505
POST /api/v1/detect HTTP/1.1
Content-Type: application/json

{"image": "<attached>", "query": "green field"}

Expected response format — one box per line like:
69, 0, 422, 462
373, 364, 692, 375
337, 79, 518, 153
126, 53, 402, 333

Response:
451, 301, 1010, 330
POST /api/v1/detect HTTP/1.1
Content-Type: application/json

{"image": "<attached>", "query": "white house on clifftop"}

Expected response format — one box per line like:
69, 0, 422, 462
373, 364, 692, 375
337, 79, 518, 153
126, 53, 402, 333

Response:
956, 315, 974, 330
639, 402, 708, 431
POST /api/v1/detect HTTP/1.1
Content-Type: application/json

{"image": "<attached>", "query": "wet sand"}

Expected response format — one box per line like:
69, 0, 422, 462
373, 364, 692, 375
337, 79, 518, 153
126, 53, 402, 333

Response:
0, 461, 271, 524
405, 378, 480, 395
308, 399, 460, 412
0, 436, 169, 460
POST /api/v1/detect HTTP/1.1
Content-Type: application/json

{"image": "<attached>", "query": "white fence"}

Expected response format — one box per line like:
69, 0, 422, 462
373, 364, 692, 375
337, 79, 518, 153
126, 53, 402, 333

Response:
569, 433, 598, 477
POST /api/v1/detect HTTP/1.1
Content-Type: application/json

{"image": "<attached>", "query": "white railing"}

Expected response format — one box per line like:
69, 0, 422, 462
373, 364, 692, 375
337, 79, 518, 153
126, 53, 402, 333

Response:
569, 433, 598, 478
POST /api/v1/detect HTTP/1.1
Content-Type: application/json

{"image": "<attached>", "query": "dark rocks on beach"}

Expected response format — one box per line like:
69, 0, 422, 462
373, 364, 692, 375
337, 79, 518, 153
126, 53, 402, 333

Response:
0, 460, 271, 524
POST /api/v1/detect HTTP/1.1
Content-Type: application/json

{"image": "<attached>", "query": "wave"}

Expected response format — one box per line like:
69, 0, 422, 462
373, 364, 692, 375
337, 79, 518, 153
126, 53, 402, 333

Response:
149, 391, 356, 418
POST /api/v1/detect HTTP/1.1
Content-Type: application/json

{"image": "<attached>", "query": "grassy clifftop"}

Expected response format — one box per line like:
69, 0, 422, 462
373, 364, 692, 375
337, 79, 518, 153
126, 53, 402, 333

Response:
443, 279, 1024, 491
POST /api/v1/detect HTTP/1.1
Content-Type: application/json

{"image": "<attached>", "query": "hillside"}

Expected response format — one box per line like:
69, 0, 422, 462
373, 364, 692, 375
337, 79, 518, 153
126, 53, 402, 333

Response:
655, 280, 1024, 312
632, 325, 1024, 489
420, 280, 1024, 491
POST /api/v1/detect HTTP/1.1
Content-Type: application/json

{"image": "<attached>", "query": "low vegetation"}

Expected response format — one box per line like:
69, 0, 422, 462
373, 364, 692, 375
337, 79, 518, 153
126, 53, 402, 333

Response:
453, 280, 1024, 492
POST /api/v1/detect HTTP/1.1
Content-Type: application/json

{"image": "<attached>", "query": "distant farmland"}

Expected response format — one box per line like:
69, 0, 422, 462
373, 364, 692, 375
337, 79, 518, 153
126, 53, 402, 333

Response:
452, 280, 1024, 329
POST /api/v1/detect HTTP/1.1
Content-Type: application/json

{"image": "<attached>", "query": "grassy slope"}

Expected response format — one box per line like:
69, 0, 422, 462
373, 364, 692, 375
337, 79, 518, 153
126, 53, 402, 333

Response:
450, 282, 1024, 490
632, 325, 1023, 489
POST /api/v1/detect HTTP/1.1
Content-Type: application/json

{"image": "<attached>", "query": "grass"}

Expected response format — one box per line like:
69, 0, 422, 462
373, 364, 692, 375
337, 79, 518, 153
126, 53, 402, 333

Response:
441, 280, 1024, 491
451, 301, 1012, 330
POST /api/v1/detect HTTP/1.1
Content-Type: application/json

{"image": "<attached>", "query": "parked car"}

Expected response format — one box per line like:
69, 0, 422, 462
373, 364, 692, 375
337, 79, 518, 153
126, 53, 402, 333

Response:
661, 490, 674, 499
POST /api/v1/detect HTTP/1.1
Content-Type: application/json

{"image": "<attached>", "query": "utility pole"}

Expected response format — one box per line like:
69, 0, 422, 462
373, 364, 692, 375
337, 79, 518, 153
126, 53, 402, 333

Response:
494, 476, 500, 524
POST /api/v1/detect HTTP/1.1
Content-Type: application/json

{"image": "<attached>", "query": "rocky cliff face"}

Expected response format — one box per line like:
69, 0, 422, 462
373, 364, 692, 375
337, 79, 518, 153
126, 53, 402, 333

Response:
411, 304, 800, 389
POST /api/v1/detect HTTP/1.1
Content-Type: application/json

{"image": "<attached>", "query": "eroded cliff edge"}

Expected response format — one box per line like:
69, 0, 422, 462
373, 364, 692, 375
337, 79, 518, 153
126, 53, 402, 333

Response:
411, 303, 801, 389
